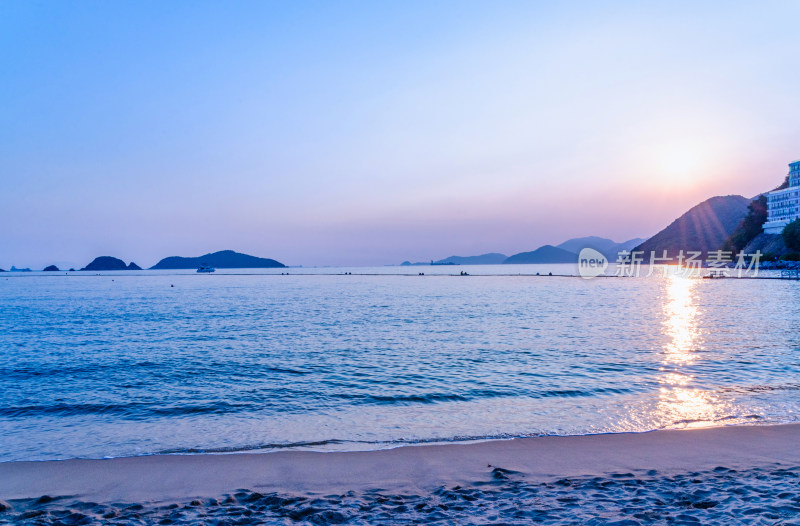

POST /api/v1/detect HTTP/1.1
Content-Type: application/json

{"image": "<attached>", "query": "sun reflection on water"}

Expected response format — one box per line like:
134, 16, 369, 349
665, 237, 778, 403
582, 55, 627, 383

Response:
656, 274, 726, 428
663, 275, 700, 364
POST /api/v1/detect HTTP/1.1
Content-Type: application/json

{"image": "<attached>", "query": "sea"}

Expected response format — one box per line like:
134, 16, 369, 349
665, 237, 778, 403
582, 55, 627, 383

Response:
1, 264, 799, 462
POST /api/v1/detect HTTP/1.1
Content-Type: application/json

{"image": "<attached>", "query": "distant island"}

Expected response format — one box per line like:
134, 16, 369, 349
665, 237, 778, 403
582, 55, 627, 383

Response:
82, 257, 142, 271
150, 250, 286, 269
399, 237, 645, 266
67, 251, 286, 271
401, 261, 441, 266
503, 245, 576, 264
43, 265, 60, 272
437, 253, 508, 265
555, 236, 646, 261
401, 253, 507, 266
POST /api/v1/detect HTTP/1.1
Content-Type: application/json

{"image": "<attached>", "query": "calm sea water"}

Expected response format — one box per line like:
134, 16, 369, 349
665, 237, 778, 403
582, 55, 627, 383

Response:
1, 265, 799, 461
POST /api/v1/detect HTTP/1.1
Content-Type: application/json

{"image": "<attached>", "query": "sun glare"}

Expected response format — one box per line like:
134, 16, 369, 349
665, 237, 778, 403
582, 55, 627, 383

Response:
655, 274, 730, 428
633, 140, 714, 190
662, 274, 699, 364
662, 149, 703, 179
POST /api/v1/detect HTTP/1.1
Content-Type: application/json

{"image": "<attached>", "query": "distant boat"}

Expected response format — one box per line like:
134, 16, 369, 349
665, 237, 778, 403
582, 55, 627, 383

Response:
197, 265, 215, 273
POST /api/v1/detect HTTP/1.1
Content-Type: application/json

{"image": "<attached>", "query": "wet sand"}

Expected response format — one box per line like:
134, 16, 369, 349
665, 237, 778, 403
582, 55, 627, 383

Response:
1, 424, 799, 524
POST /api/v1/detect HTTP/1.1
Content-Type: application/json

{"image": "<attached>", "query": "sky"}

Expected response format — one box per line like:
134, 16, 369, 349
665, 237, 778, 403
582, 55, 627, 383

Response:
2, 1, 800, 269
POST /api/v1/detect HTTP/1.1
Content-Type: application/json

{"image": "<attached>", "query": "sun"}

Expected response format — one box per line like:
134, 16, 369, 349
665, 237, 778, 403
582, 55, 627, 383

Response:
655, 143, 709, 186
663, 150, 701, 177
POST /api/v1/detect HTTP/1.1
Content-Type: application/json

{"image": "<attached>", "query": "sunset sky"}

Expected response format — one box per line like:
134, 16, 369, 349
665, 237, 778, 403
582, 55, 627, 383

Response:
2, 1, 800, 268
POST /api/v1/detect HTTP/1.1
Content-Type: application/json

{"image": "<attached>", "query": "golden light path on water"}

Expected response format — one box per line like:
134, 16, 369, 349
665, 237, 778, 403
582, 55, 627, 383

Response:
657, 273, 731, 428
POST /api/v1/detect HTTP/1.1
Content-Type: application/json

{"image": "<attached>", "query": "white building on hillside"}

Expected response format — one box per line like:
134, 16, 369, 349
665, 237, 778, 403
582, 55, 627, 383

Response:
763, 160, 800, 234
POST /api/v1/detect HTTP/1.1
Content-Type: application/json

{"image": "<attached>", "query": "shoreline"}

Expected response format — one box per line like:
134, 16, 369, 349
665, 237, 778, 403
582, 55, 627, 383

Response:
2, 423, 799, 503
0, 417, 793, 463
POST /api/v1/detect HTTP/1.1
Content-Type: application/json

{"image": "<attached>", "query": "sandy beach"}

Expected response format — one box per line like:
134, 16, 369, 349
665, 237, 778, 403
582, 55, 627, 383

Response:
2, 423, 799, 523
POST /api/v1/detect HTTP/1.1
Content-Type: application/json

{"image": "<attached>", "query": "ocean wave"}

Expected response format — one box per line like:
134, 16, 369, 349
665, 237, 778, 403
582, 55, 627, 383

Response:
0, 401, 255, 419
155, 439, 351, 455
327, 386, 634, 406
722, 383, 800, 394
669, 414, 763, 427
0, 385, 641, 420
